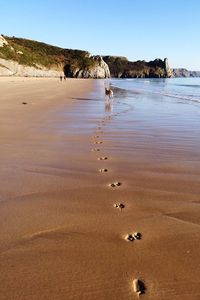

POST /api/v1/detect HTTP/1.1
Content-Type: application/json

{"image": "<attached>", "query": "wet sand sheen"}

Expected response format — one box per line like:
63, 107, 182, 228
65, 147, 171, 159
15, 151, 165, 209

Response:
0, 77, 200, 299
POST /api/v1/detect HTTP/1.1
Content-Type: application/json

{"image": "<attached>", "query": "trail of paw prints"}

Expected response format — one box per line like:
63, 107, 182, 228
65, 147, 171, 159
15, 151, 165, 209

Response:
99, 92, 146, 297
91, 95, 147, 297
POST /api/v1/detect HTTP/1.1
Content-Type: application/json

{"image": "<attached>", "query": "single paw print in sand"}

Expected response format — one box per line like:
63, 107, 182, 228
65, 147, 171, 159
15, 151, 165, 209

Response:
99, 168, 108, 173
91, 148, 100, 152
133, 278, 146, 296
125, 232, 142, 242
94, 141, 103, 145
114, 203, 125, 210
109, 182, 122, 188
98, 157, 108, 160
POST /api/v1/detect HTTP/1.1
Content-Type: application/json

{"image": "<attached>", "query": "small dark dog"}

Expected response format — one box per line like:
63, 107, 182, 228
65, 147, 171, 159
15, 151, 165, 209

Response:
105, 87, 113, 98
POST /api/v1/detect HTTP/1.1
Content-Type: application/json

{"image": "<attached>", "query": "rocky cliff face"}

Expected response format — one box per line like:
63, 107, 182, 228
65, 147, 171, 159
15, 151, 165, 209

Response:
0, 58, 63, 77
103, 56, 173, 78
0, 35, 8, 47
64, 55, 110, 78
0, 35, 110, 78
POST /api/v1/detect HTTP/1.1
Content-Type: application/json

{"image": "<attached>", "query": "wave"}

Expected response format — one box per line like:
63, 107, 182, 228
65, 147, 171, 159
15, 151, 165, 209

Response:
174, 84, 200, 88
111, 82, 200, 104
157, 92, 200, 104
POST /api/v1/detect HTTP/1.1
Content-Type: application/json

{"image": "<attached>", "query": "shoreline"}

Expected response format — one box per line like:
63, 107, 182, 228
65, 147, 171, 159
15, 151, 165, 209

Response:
0, 77, 200, 300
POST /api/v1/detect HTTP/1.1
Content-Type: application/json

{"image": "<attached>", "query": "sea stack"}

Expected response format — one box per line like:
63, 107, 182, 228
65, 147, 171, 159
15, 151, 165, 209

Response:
164, 58, 173, 77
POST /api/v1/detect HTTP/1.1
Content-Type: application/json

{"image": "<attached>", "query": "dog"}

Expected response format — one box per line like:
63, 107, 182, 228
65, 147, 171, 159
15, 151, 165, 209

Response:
105, 87, 113, 98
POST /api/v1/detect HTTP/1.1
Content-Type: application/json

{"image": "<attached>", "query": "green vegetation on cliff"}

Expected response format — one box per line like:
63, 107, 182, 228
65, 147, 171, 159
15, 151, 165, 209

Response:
0, 36, 95, 70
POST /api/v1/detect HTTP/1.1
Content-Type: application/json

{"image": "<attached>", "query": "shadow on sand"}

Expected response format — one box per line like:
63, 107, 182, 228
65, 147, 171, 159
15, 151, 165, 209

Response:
71, 97, 101, 101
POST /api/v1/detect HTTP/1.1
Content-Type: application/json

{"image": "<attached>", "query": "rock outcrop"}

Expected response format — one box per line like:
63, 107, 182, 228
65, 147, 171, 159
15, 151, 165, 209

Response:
0, 58, 63, 77
64, 55, 110, 78
103, 56, 173, 78
0, 35, 8, 47
164, 58, 173, 78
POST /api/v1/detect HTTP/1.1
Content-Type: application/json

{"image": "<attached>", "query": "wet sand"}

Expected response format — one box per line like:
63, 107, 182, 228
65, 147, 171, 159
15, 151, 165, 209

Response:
0, 77, 200, 300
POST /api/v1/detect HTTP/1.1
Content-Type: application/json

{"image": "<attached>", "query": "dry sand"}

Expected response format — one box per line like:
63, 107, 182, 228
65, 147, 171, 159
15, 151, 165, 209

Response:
0, 77, 200, 300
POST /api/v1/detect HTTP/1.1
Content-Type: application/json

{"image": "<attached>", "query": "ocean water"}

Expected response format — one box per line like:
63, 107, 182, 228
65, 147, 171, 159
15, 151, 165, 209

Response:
110, 77, 200, 105
61, 77, 200, 160
108, 78, 200, 122
94, 77, 200, 161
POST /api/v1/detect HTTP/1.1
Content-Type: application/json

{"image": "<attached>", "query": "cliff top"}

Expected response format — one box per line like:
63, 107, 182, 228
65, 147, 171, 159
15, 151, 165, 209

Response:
0, 35, 94, 69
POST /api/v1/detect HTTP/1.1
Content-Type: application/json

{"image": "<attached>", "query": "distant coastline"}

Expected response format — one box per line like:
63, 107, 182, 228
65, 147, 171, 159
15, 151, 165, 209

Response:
172, 68, 200, 77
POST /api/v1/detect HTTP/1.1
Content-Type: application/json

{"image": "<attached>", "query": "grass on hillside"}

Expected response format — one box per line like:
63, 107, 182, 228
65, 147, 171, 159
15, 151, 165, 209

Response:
0, 36, 96, 70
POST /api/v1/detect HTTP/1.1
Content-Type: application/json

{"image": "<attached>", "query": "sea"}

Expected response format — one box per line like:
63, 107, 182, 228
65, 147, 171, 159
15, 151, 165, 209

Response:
66, 77, 200, 159
92, 77, 200, 158
110, 77, 200, 105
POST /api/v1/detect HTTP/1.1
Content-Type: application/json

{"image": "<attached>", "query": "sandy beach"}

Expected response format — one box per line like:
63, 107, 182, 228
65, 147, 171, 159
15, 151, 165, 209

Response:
0, 77, 200, 300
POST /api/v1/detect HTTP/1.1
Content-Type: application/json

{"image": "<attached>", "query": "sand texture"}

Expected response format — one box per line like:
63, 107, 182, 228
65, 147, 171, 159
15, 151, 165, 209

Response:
0, 77, 200, 299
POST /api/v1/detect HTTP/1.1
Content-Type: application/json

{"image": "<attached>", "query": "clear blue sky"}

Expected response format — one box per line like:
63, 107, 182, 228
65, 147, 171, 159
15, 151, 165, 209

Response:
1, 0, 200, 70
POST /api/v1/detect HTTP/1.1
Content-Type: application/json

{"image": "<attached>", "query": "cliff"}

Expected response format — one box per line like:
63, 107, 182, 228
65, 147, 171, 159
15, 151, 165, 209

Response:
103, 56, 173, 78
0, 57, 62, 77
0, 35, 110, 78
172, 68, 200, 77
0, 34, 174, 79
64, 55, 110, 78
